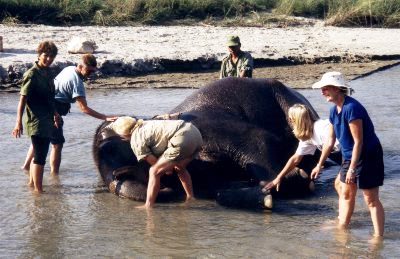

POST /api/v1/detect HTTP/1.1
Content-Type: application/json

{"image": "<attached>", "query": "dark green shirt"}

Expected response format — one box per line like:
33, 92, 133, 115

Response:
20, 62, 56, 137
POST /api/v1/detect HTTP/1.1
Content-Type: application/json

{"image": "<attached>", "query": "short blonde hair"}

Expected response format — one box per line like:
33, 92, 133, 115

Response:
111, 116, 137, 136
288, 104, 316, 141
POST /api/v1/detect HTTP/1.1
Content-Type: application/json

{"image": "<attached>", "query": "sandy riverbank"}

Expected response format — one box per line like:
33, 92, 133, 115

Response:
1, 22, 399, 90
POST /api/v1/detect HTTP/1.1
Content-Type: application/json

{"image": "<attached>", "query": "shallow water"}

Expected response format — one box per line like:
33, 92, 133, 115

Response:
1, 67, 399, 257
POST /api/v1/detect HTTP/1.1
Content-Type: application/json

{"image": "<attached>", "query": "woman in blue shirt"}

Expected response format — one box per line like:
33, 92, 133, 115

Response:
311, 71, 384, 237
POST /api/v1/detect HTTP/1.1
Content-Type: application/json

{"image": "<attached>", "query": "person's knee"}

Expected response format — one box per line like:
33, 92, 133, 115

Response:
52, 143, 63, 151
363, 190, 380, 208
341, 185, 356, 200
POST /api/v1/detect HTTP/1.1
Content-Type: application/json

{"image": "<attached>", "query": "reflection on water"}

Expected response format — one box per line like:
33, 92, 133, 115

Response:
1, 67, 399, 257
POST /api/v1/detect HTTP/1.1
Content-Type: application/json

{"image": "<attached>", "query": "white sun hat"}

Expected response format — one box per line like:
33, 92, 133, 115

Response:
312, 71, 350, 89
312, 71, 354, 95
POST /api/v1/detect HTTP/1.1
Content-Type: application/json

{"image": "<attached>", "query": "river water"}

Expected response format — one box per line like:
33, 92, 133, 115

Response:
1, 66, 399, 258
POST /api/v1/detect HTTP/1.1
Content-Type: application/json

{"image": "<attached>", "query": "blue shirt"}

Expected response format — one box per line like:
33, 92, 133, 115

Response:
54, 66, 86, 103
329, 96, 380, 160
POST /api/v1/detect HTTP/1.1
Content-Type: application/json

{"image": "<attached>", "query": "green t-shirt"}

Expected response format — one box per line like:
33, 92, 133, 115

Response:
20, 62, 56, 137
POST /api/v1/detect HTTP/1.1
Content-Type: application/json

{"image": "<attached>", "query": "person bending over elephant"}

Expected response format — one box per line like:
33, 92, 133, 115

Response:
109, 116, 203, 209
263, 104, 342, 194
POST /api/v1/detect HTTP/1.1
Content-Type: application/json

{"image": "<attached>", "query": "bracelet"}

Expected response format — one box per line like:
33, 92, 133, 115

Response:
348, 168, 356, 175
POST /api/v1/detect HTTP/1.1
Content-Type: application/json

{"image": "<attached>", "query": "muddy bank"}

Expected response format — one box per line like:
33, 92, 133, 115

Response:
85, 60, 399, 90
1, 24, 400, 90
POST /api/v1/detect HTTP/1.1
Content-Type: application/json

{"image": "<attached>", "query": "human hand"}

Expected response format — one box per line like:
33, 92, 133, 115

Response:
153, 113, 170, 120
263, 178, 281, 192
105, 116, 118, 122
12, 123, 23, 138
345, 170, 356, 184
310, 165, 322, 180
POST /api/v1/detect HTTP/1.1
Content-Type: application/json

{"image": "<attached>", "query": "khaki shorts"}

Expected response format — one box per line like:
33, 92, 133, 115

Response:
162, 122, 203, 161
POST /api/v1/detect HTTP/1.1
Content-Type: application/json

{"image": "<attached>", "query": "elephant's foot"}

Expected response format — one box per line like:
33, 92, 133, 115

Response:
216, 185, 273, 210
263, 194, 273, 209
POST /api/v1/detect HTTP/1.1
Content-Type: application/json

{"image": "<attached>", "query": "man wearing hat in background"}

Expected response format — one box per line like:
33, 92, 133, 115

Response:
21, 54, 117, 175
220, 35, 254, 79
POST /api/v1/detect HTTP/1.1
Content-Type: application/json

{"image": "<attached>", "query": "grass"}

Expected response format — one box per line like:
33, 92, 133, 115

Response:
1, 0, 399, 27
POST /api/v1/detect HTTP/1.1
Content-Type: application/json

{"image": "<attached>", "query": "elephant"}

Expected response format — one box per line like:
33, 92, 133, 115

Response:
92, 77, 321, 210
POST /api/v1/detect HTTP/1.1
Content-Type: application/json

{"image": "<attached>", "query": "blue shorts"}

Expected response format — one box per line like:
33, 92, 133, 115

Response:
339, 143, 384, 189
50, 117, 65, 145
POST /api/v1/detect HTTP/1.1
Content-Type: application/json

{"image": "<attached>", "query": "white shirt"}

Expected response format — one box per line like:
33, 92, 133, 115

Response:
295, 119, 341, 156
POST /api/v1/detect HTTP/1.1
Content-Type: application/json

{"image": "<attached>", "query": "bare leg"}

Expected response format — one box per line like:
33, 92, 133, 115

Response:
334, 173, 341, 196
50, 143, 63, 175
334, 174, 342, 220
363, 187, 385, 237
136, 157, 175, 209
30, 163, 44, 193
338, 182, 357, 229
21, 144, 34, 172
175, 158, 194, 201
27, 159, 34, 187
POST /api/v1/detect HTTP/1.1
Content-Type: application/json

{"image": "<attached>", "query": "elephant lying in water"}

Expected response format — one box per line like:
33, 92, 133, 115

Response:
93, 77, 320, 209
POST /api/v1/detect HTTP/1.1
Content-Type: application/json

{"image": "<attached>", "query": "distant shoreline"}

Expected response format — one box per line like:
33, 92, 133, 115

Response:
1, 24, 400, 90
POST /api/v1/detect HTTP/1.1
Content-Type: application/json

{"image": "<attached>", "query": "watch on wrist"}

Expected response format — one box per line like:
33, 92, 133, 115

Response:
349, 168, 356, 175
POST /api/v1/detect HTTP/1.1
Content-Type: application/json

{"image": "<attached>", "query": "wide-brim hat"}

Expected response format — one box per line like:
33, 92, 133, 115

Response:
226, 35, 241, 47
312, 71, 350, 89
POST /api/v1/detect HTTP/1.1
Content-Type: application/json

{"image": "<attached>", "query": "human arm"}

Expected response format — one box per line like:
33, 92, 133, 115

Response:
219, 58, 227, 79
239, 53, 254, 78
144, 154, 158, 166
263, 153, 304, 192
346, 119, 363, 183
152, 112, 181, 120
12, 95, 27, 138
75, 96, 117, 121
53, 111, 61, 129
311, 124, 336, 180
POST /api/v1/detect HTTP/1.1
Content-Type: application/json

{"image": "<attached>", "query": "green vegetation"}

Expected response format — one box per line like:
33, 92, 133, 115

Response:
1, 0, 399, 27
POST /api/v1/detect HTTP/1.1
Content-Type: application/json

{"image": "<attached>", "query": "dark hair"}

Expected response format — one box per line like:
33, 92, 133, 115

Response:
37, 41, 58, 57
82, 54, 97, 67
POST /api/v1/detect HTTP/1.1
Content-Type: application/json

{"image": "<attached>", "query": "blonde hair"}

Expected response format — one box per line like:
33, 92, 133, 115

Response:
111, 116, 143, 136
288, 104, 316, 141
